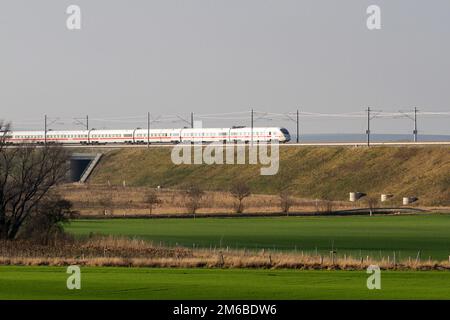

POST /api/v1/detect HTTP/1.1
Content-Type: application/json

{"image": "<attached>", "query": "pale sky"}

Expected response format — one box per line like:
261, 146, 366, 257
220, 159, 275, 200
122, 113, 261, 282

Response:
1, 0, 449, 134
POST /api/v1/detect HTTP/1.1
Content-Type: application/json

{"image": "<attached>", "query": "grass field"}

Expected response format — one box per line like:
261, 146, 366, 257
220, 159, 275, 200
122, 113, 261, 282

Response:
1, 266, 449, 300
67, 214, 450, 260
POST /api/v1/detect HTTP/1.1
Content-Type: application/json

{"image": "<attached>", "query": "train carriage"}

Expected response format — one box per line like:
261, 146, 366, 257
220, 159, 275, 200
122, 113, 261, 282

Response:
4, 127, 290, 145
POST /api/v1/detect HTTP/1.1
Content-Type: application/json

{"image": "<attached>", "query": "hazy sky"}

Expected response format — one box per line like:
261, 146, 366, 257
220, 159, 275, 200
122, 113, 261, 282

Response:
1, 0, 449, 134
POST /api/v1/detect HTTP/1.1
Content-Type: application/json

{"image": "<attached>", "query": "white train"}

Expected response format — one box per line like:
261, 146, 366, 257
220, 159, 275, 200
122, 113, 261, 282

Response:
4, 127, 291, 144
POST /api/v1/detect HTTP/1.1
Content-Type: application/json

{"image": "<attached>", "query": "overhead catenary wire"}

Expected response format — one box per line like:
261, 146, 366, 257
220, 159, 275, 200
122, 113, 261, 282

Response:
7, 109, 450, 136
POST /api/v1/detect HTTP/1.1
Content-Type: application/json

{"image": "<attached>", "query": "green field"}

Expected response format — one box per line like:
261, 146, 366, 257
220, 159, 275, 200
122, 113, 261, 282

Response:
67, 214, 450, 260
1, 266, 449, 300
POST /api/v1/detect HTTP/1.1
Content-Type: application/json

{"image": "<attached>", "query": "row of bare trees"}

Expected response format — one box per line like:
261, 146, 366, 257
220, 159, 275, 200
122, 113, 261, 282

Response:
182, 181, 254, 215
139, 181, 298, 215
0, 121, 75, 242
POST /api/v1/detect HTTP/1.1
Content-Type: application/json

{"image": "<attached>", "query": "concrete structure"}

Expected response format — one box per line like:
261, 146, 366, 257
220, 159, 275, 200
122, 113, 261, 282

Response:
69, 153, 102, 183
403, 197, 418, 205
349, 192, 366, 202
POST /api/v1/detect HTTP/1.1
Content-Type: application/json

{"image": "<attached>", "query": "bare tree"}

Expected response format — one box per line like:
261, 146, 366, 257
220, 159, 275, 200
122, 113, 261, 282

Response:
184, 184, 204, 215
230, 180, 251, 213
98, 192, 114, 216
365, 195, 379, 216
279, 189, 294, 215
315, 198, 334, 214
0, 122, 69, 239
20, 193, 78, 245
144, 189, 161, 214
275, 170, 295, 215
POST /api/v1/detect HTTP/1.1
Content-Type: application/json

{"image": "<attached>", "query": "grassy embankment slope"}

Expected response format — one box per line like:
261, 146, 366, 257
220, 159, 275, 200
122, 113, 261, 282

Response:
1, 266, 450, 299
89, 146, 450, 206
67, 215, 450, 260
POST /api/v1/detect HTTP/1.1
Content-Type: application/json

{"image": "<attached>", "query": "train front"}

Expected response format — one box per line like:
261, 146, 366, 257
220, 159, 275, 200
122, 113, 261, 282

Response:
279, 128, 291, 143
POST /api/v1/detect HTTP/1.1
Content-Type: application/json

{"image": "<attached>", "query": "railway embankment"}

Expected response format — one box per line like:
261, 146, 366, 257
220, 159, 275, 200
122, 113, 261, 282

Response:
86, 146, 450, 207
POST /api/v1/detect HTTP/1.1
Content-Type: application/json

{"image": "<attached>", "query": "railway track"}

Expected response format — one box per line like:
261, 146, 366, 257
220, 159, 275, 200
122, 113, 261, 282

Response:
5, 141, 450, 148
60, 141, 450, 148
